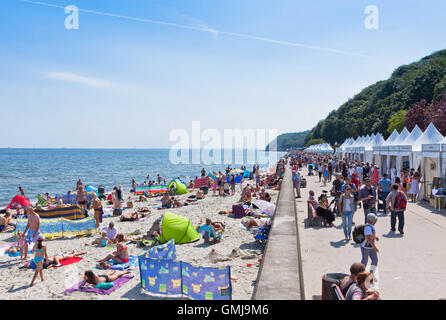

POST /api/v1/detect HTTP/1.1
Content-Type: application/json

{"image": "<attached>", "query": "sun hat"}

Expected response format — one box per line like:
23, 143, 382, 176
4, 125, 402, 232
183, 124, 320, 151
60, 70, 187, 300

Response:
37, 234, 45, 241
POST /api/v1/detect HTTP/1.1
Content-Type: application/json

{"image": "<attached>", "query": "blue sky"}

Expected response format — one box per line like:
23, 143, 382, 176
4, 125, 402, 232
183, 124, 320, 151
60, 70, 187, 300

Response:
1, 0, 446, 148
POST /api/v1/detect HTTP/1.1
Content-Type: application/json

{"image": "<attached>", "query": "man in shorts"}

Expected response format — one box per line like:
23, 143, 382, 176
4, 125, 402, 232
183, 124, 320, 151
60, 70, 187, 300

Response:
23, 207, 41, 260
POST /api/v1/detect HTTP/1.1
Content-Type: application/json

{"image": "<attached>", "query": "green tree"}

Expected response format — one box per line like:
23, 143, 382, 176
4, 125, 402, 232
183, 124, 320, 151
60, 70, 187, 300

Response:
306, 138, 325, 147
386, 110, 407, 135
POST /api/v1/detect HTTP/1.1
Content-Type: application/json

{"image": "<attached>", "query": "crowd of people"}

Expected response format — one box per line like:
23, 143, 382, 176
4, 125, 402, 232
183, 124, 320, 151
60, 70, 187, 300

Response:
287, 151, 418, 300
0, 161, 287, 290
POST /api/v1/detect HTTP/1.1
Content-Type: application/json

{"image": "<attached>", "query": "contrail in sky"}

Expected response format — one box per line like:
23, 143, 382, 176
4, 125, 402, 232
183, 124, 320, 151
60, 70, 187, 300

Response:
16, 0, 373, 58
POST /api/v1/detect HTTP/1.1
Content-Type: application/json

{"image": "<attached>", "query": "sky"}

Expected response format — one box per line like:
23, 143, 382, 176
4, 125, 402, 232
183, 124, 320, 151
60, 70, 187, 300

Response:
1, 0, 446, 148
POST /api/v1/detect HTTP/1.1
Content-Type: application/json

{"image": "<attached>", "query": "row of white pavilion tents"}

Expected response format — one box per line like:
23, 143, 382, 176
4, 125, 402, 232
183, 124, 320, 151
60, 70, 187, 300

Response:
304, 143, 334, 153
335, 122, 446, 200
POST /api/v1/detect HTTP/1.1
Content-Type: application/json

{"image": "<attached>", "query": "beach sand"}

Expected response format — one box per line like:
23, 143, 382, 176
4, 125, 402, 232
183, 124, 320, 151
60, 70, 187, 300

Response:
0, 183, 278, 300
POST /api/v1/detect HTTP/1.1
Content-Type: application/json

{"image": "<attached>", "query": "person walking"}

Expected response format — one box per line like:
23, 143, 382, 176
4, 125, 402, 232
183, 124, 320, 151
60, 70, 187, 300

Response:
292, 171, 301, 199
361, 213, 379, 273
339, 186, 356, 241
378, 174, 391, 213
359, 178, 377, 224
386, 184, 407, 234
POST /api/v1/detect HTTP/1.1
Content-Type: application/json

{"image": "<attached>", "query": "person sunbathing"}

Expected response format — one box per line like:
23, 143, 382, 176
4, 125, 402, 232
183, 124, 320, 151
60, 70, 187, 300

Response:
137, 195, 148, 202
46, 250, 86, 266
138, 207, 151, 213
120, 211, 150, 222
80, 270, 131, 287
172, 198, 188, 207
97, 233, 129, 265
0, 212, 14, 232
242, 219, 260, 230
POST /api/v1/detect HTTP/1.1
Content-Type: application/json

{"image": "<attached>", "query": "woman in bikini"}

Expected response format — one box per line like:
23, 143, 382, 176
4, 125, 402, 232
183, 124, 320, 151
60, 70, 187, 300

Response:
92, 194, 103, 228
97, 233, 129, 265
81, 269, 131, 287
30, 235, 48, 286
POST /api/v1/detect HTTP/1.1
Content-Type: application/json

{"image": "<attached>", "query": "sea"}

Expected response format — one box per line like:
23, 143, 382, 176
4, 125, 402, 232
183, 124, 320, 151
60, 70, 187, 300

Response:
0, 148, 285, 207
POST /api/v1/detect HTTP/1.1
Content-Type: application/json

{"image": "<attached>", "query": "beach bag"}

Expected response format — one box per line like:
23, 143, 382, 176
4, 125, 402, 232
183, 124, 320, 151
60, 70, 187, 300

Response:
232, 205, 246, 219
113, 209, 122, 216
394, 192, 407, 211
127, 201, 133, 209
352, 224, 366, 244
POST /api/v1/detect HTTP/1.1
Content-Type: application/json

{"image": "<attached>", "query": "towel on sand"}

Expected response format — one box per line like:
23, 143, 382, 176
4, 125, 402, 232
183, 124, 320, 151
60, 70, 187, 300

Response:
95, 255, 138, 270
61, 275, 133, 295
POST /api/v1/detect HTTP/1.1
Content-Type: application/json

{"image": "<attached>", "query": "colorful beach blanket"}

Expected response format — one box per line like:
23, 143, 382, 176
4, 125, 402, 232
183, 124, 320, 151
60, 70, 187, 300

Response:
61, 275, 134, 295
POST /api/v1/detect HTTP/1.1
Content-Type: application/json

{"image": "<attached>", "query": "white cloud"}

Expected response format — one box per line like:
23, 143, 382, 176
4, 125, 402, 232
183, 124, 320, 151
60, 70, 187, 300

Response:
44, 72, 114, 89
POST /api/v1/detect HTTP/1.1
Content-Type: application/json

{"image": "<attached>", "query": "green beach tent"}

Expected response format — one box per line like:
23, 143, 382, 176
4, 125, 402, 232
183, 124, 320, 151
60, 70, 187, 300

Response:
157, 212, 200, 244
167, 179, 188, 195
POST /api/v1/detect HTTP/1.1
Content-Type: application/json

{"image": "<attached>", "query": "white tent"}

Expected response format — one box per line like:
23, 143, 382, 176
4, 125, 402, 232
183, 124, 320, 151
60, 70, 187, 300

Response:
374, 129, 400, 175
365, 133, 385, 164
416, 123, 445, 200
388, 127, 416, 177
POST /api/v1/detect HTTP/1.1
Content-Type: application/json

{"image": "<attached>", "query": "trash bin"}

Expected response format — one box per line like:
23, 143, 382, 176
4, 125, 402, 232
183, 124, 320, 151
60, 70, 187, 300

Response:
322, 273, 348, 300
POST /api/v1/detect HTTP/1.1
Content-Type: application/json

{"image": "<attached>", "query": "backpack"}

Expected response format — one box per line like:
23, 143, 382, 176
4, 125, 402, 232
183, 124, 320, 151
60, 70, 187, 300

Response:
352, 224, 366, 244
394, 192, 407, 210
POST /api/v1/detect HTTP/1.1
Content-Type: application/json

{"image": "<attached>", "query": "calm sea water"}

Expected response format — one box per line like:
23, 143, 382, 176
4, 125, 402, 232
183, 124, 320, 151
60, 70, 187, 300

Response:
0, 149, 284, 207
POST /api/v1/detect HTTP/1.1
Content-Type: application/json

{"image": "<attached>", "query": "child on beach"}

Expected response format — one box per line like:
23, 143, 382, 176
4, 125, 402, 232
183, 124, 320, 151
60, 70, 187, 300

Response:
17, 230, 26, 259
30, 235, 48, 286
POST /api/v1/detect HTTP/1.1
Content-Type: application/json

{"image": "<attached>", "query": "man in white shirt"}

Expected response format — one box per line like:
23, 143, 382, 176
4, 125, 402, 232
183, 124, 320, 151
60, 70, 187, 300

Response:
102, 222, 118, 243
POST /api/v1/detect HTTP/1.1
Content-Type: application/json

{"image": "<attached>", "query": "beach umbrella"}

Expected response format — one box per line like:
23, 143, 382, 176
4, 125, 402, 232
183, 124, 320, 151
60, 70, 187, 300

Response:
7, 195, 31, 209
253, 200, 276, 216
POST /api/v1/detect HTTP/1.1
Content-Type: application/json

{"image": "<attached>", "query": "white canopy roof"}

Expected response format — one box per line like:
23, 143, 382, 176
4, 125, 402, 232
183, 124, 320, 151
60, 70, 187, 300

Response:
365, 133, 384, 150
382, 129, 400, 146
414, 122, 444, 151
391, 127, 410, 145
397, 125, 423, 147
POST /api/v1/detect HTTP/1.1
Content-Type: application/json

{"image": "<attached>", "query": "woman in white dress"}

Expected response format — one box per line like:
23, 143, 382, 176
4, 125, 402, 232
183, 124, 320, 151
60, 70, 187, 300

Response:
408, 173, 420, 202
390, 168, 397, 184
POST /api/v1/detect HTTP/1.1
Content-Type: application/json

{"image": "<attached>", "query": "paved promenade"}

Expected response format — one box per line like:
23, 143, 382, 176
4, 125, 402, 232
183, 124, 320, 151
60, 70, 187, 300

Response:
253, 167, 304, 300
297, 170, 446, 300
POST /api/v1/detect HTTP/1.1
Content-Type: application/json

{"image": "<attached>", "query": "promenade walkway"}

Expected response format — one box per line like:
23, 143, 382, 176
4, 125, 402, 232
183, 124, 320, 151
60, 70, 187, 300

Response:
253, 167, 304, 300
297, 170, 446, 300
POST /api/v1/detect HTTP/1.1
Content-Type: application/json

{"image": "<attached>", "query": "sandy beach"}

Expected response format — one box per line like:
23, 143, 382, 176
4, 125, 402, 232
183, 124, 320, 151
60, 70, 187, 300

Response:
0, 184, 278, 300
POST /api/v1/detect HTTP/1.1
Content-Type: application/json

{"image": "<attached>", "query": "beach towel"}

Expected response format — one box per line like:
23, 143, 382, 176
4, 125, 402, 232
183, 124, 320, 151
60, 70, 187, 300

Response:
27, 257, 83, 269
95, 256, 139, 270
239, 223, 259, 232
59, 257, 83, 267
61, 275, 134, 295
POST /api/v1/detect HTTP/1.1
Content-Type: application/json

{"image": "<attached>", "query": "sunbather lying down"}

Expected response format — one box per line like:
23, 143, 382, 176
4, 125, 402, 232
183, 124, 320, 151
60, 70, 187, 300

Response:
47, 250, 86, 266
120, 211, 149, 222
138, 207, 151, 213
81, 270, 131, 287
242, 219, 260, 230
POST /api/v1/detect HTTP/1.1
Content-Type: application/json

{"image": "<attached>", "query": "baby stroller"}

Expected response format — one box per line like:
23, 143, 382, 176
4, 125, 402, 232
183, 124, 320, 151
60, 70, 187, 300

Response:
308, 163, 315, 176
